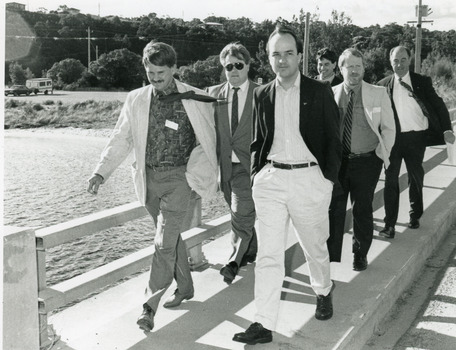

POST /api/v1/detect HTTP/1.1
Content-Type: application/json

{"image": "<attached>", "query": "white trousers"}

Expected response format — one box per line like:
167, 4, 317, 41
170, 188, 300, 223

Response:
252, 163, 333, 331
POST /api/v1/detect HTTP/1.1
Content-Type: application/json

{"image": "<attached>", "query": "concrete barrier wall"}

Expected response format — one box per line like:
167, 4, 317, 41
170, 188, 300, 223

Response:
3, 227, 40, 350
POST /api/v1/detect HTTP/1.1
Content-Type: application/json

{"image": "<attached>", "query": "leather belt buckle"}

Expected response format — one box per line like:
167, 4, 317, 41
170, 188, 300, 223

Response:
269, 160, 317, 170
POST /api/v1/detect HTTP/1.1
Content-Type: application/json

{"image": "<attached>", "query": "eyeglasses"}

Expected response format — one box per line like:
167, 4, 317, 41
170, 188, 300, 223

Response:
224, 62, 244, 71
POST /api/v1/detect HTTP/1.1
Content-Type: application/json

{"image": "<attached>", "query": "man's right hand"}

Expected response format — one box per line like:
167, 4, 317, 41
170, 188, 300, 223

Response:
87, 174, 103, 195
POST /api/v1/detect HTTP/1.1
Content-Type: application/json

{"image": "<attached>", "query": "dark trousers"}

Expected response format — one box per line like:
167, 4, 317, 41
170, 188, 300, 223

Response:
328, 153, 383, 261
384, 131, 426, 227
221, 163, 257, 267
143, 166, 194, 314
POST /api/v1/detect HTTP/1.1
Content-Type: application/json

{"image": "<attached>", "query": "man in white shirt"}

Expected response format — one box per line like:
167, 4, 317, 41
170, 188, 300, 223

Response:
378, 46, 455, 238
207, 42, 258, 284
233, 24, 341, 345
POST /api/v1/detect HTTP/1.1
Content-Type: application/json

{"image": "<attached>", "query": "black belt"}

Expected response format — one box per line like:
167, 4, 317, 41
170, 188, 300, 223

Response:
268, 160, 318, 170
344, 151, 375, 160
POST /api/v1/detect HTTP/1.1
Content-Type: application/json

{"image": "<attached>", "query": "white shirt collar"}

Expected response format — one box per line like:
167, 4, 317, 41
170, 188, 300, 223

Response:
275, 73, 300, 90
395, 71, 411, 85
229, 79, 249, 93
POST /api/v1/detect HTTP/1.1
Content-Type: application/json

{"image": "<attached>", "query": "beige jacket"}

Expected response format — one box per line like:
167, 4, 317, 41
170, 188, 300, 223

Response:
333, 81, 396, 168
93, 79, 218, 205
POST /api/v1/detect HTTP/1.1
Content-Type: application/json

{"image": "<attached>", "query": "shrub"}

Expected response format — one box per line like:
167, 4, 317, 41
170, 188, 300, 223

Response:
32, 103, 44, 111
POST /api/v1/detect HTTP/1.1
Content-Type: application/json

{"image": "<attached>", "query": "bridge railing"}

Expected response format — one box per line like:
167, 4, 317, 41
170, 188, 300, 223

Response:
16, 196, 230, 349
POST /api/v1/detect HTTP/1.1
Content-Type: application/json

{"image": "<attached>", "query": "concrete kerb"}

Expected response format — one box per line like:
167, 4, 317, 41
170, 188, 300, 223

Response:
337, 178, 456, 350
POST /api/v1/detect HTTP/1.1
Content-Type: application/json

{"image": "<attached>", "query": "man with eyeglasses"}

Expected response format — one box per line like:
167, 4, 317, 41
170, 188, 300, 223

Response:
329, 48, 395, 270
207, 42, 259, 285
233, 25, 341, 345
315, 47, 342, 87
377, 46, 455, 239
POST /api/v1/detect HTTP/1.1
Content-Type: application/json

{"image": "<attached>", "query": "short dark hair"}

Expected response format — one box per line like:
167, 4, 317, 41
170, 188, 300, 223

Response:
219, 42, 251, 65
266, 24, 303, 54
316, 47, 338, 64
338, 48, 365, 67
142, 41, 177, 67
389, 46, 411, 58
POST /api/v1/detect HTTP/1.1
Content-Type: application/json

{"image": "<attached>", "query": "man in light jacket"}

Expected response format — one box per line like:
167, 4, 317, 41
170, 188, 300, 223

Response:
329, 48, 395, 270
87, 41, 217, 332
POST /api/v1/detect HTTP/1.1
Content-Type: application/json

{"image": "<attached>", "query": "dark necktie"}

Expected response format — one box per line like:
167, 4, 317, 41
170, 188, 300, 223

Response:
231, 87, 240, 135
158, 90, 219, 103
398, 78, 429, 118
342, 89, 354, 155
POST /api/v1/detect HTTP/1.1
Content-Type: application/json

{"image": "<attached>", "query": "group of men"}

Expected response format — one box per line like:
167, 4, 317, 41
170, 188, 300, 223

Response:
87, 24, 454, 345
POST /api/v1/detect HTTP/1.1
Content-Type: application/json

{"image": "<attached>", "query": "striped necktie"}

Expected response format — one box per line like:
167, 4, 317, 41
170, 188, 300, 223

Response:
231, 87, 240, 135
398, 78, 429, 118
342, 89, 354, 155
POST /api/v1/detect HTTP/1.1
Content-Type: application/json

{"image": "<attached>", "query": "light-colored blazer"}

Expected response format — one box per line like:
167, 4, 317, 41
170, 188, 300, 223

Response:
93, 79, 218, 205
332, 81, 396, 168
207, 80, 258, 185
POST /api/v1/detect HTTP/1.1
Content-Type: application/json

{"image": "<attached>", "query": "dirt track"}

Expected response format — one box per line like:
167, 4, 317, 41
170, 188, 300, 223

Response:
4, 90, 129, 103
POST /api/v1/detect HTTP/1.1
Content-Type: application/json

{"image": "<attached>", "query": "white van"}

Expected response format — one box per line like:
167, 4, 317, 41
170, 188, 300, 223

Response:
26, 78, 53, 95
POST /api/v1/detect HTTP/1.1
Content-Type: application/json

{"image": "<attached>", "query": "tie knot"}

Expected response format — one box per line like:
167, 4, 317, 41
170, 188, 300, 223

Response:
348, 89, 354, 98
233, 87, 240, 92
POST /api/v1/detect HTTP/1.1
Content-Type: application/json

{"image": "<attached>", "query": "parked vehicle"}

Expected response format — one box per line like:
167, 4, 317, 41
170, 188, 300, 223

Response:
26, 78, 53, 95
5, 85, 32, 96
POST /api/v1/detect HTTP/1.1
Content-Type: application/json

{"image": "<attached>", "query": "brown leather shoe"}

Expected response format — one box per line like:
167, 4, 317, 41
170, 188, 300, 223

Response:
163, 289, 194, 308
137, 304, 154, 332
233, 322, 272, 344
220, 261, 239, 284
379, 226, 395, 239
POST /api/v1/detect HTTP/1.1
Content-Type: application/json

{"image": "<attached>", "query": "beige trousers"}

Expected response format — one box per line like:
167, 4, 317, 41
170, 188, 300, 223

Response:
252, 163, 333, 330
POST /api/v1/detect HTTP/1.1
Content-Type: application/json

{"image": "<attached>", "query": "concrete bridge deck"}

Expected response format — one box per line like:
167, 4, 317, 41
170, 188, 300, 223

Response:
49, 145, 456, 350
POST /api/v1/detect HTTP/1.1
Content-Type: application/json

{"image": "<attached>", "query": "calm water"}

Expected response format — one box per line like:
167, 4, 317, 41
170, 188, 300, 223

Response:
3, 131, 226, 286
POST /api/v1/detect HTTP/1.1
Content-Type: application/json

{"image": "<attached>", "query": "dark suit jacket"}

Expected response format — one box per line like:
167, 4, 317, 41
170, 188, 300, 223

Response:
377, 71, 451, 146
207, 80, 259, 185
251, 74, 342, 184
314, 74, 343, 87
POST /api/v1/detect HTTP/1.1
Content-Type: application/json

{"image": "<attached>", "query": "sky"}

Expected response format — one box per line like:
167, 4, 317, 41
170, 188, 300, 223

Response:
23, 0, 456, 32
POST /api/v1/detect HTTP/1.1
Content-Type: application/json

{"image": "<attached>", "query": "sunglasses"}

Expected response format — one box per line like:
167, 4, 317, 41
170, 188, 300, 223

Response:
224, 62, 245, 71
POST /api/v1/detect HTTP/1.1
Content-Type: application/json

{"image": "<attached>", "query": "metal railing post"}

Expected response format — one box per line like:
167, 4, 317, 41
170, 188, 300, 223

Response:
184, 193, 208, 270
36, 239, 56, 349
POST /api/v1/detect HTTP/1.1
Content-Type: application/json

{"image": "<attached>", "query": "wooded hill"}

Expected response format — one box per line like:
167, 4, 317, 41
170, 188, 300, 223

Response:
5, 7, 456, 89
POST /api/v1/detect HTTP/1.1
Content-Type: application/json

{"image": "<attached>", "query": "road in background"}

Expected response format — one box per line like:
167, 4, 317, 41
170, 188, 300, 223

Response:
4, 90, 129, 103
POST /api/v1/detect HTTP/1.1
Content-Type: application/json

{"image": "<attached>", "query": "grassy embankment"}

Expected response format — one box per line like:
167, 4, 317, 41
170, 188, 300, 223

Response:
4, 86, 456, 130
4, 99, 123, 130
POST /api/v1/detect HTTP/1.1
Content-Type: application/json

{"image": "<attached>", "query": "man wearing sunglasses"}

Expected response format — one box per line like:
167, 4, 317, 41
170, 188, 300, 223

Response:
207, 42, 259, 285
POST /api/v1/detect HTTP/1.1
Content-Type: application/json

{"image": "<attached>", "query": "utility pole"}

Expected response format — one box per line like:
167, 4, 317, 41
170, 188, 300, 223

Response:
407, 0, 433, 73
302, 12, 310, 76
87, 26, 91, 68
415, 0, 423, 73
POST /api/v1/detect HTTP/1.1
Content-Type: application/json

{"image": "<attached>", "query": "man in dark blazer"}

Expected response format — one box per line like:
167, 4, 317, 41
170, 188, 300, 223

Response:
378, 46, 455, 238
233, 25, 341, 345
207, 42, 258, 285
315, 47, 343, 87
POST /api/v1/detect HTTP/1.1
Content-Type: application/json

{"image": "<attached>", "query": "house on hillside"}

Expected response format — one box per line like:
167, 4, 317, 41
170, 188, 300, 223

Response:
6, 2, 26, 12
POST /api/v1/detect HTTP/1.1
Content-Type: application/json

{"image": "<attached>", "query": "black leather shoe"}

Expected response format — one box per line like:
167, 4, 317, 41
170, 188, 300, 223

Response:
220, 261, 239, 284
233, 322, 272, 344
240, 253, 257, 267
408, 218, 420, 229
353, 253, 368, 271
163, 289, 194, 308
137, 304, 154, 332
315, 292, 333, 320
379, 226, 395, 239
